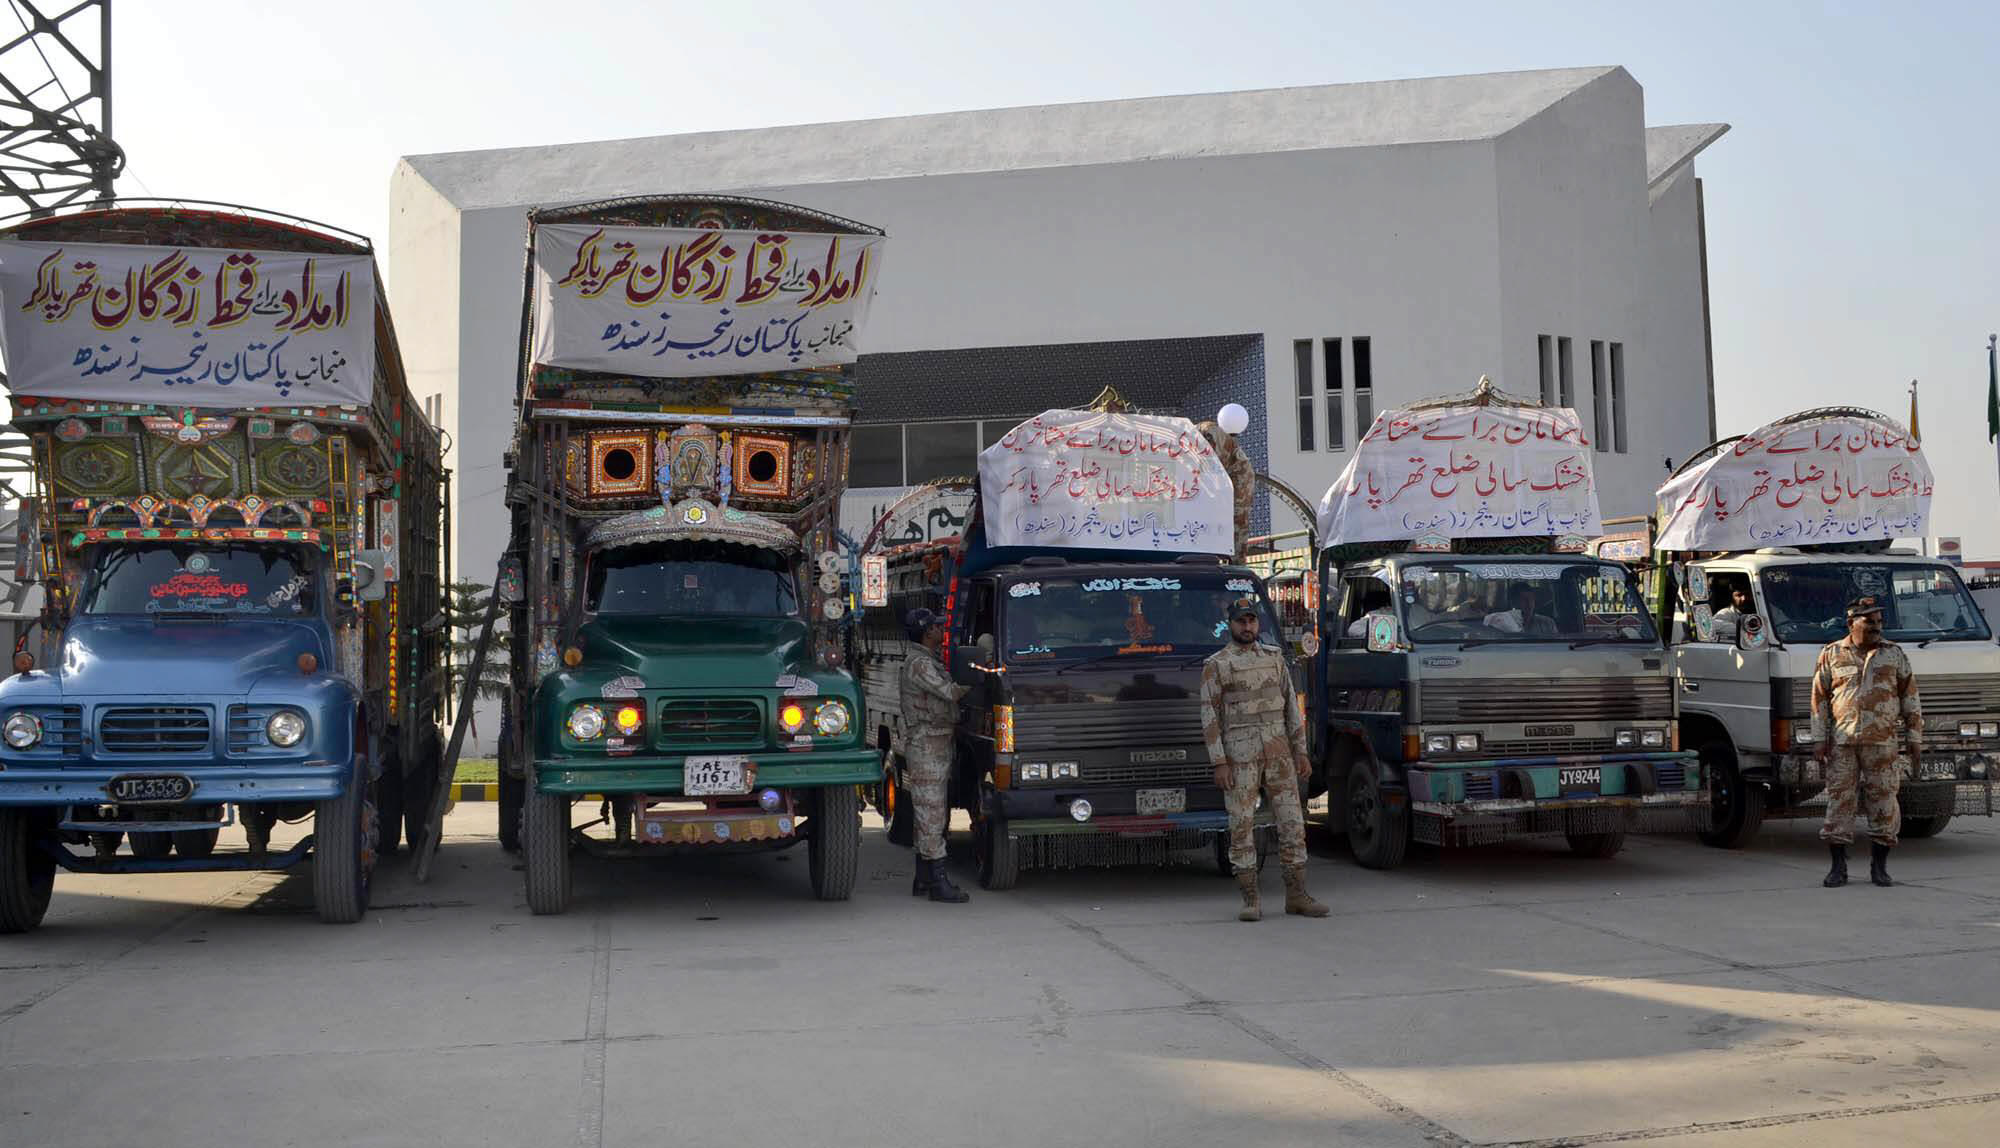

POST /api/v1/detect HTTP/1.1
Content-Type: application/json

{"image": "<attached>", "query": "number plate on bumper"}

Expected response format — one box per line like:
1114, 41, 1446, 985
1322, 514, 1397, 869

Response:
1558, 766, 1602, 793
1135, 787, 1187, 815
107, 774, 194, 803
683, 756, 751, 796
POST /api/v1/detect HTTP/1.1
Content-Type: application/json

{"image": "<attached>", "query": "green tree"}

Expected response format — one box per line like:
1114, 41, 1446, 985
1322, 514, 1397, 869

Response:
444, 579, 510, 739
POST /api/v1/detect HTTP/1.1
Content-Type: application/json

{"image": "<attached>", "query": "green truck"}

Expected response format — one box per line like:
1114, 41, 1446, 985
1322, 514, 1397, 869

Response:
489, 195, 886, 913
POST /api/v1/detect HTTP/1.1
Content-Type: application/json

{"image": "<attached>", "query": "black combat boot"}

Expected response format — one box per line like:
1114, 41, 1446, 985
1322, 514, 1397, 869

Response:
1822, 843, 1848, 887
911, 857, 932, 897
1870, 842, 1894, 887
928, 858, 969, 903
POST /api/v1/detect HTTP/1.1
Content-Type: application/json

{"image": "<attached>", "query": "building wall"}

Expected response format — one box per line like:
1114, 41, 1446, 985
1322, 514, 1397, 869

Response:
1643, 167, 1718, 484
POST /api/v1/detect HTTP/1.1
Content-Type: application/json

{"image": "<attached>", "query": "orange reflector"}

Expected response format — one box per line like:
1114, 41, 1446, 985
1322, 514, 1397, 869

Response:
11, 651, 32, 674
1404, 732, 1421, 761
615, 705, 642, 733
562, 646, 583, 667
780, 703, 806, 731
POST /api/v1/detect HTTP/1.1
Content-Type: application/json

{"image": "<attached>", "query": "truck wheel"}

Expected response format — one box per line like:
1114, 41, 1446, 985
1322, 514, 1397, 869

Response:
498, 769, 525, 853
403, 736, 440, 855
0, 809, 55, 934
375, 751, 406, 855
975, 812, 1019, 890
1345, 764, 1409, 870
1213, 827, 1272, 875
522, 771, 572, 915
1901, 813, 1953, 839
1696, 739, 1763, 849
1565, 830, 1627, 858
129, 832, 173, 861
808, 786, 860, 901
884, 758, 914, 848
172, 827, 220, 860
312, 768, 377, 925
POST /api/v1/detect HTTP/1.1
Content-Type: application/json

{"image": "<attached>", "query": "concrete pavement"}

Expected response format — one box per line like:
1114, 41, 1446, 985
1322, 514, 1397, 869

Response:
3, 807, 1998, 1147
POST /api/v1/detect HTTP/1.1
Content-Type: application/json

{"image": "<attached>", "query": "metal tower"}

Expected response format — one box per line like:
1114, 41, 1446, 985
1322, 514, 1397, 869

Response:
0, 0, 119, 214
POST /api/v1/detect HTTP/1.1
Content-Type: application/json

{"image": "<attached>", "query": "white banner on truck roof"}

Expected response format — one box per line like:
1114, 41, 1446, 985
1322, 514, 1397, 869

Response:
1315, 401, 1602, 546
0, 240, 375, 407
528, 223, 884, 379
1655, 412, 1931, 551
977, 409, 1234, 555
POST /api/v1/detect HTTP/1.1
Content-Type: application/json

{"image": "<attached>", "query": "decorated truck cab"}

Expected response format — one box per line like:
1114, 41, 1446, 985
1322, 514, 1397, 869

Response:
1604, 406, 1997, 846
0, 203, 446, 930
498, 196, 885, 913
1307, 379, 1705, 867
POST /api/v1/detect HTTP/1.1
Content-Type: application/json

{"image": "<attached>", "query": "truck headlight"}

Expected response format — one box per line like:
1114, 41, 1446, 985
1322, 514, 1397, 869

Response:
1018, 762, 1049, 782
266, 710, 307, 747
3, 712, 41, 748
1641, 729, 1667, 748
1052, 761, 1080, 780
814, 700, 850, 736
778, 702, 806, 735
1453, 733, 1481, 753
1959, 720, 1980, 738
1983, 723, 2000, 739
1615, 729, 1638, 748
567, 704, 606, 741
1425, 733, 1453, 754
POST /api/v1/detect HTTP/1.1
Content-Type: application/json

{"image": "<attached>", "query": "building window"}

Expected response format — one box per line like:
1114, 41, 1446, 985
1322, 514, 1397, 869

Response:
850, 424, 904, 487
1323, 337, 1344, 450
1557, 337, 1574, 408
1590, 339, 1608, 452
905, 420, 978, 484
979, 418, 1033, 451
1353, 337, 1373, 433
1538, 335, 1555, 406
1293, 339, 1315, 451
1610, 342, 1628, 454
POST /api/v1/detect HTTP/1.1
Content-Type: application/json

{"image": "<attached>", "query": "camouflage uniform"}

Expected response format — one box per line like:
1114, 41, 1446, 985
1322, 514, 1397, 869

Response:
1198, 421, 1256, 562
900, 641, 967, 862
1200, 640, 1311, 871
1812, 635, 1920, 847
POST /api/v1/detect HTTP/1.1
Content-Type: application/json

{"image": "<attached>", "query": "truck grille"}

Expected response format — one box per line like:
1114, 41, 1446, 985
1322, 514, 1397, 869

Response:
98, 707, 210, 754
1919, 673, 2000, 714
657, 699, 762, 749
1419, 678, 1672, 723
1079, 762, 1215, 788
1015, 699, 1209, 786
1483, 736, 1619, 756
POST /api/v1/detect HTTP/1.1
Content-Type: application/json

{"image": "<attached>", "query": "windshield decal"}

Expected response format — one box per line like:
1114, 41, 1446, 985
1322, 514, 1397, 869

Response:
265, 575, 310, 607
1011, 645, 1053, 658
1118, 643, 1174, 655
1456, 563, 1565, 581
1081, 576, 1181, 592
1008, 582, 1042, 598
1226, 578, 1254, 593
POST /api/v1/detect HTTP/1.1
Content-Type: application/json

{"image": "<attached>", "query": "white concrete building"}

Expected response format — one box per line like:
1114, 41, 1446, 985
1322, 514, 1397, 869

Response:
393, 63, 1726, 611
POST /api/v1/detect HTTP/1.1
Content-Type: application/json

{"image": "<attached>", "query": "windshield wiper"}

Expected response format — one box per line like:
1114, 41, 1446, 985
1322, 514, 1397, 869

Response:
1568, 637, 1641, 649
1055, 650, 1146, 675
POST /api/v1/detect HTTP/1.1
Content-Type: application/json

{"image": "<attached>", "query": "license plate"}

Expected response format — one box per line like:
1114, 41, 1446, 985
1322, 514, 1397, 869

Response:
684, 756, 750, 796
108, 773, 193, 803
1135, 787, 1186, 815
1558, 767, 1602, 791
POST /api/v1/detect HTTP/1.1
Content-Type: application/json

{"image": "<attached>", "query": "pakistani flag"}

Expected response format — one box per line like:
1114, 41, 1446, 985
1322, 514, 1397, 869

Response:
1989, 337, 1999, 443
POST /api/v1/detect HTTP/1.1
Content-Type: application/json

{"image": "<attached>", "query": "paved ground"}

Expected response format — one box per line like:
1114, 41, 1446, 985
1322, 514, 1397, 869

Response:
3, 806, 1998, 1148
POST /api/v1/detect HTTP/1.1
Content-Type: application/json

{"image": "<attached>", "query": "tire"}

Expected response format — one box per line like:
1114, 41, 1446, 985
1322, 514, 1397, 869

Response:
1345, 763, 1409, 870
171, 827, 220, 860
1213, 826, 1272, 875
975, 811, 1020, 890
497, 769, 525, 853
1901, 813, 1953, 839
884, 758, 914, 848
522, 770, 572, 915
808, 786, 860, 901
374, 752, 406, 855
1565, 830, 1627, 859
129, 832, 173, 861
312, 765, 376, 925
1695, 738, 1763, 849
0, 809, 55, 934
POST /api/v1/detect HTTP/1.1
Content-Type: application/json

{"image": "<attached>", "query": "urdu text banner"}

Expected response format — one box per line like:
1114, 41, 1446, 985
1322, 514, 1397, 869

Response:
0, 240, 375, 407
528, 223, 885, 379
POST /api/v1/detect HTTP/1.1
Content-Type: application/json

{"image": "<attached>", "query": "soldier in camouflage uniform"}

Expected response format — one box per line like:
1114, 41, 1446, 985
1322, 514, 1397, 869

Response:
1201, 596, 1328, 922
1198, 420, 1257, 563
1812, 596, 1921, 888
900, 608, 971, 903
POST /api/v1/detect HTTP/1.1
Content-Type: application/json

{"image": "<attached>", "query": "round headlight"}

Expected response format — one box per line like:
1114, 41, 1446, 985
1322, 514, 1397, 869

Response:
567, 704, 606, 741
3, 712, 42, 748
814, 700, 850, 736
265, 710, 307, 747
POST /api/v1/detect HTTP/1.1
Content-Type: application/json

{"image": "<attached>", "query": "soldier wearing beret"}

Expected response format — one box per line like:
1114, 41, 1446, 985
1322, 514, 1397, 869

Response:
1812, 596, 1922, 888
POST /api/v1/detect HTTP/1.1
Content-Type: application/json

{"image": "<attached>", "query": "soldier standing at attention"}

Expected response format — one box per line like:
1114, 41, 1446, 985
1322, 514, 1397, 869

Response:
1201, 596, 1328, 922
900, 608, 970, 903
1813, 596, 1921, 888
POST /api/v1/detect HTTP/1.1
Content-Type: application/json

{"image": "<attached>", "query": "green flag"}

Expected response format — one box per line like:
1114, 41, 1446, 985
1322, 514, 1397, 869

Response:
1989, 338, 1999, 443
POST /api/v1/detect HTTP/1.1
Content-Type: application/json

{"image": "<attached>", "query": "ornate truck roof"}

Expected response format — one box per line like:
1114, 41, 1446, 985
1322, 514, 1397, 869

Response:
1314, 376, 1603, 560
1654, 406, 1929, 553
584, 498, 803, 554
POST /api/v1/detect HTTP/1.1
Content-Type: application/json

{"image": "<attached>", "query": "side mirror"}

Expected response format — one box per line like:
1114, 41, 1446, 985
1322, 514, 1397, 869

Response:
1735, 613, 1769, 651
351, 554, 386, 602
1364, 614, 1402, 654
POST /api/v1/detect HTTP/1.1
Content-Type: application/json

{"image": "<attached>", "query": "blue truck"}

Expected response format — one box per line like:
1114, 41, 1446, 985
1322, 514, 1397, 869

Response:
0, 203, 447, 929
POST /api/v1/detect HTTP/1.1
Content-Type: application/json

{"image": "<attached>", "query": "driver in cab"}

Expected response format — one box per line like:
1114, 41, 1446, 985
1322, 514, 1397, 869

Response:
1485, 584, 1558, 636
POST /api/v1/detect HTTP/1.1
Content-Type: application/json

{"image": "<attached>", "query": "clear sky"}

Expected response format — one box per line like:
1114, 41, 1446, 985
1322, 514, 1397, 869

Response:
76, 1, 2000, 556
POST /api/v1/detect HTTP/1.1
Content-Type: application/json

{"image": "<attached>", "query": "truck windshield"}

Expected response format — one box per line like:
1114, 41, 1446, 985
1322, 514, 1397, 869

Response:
1759, 563, 1990, 645
999, 572, 1278, 662
587, 541, 799, 617
82, 545, 318, 617
1397, 559, 1656, 644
